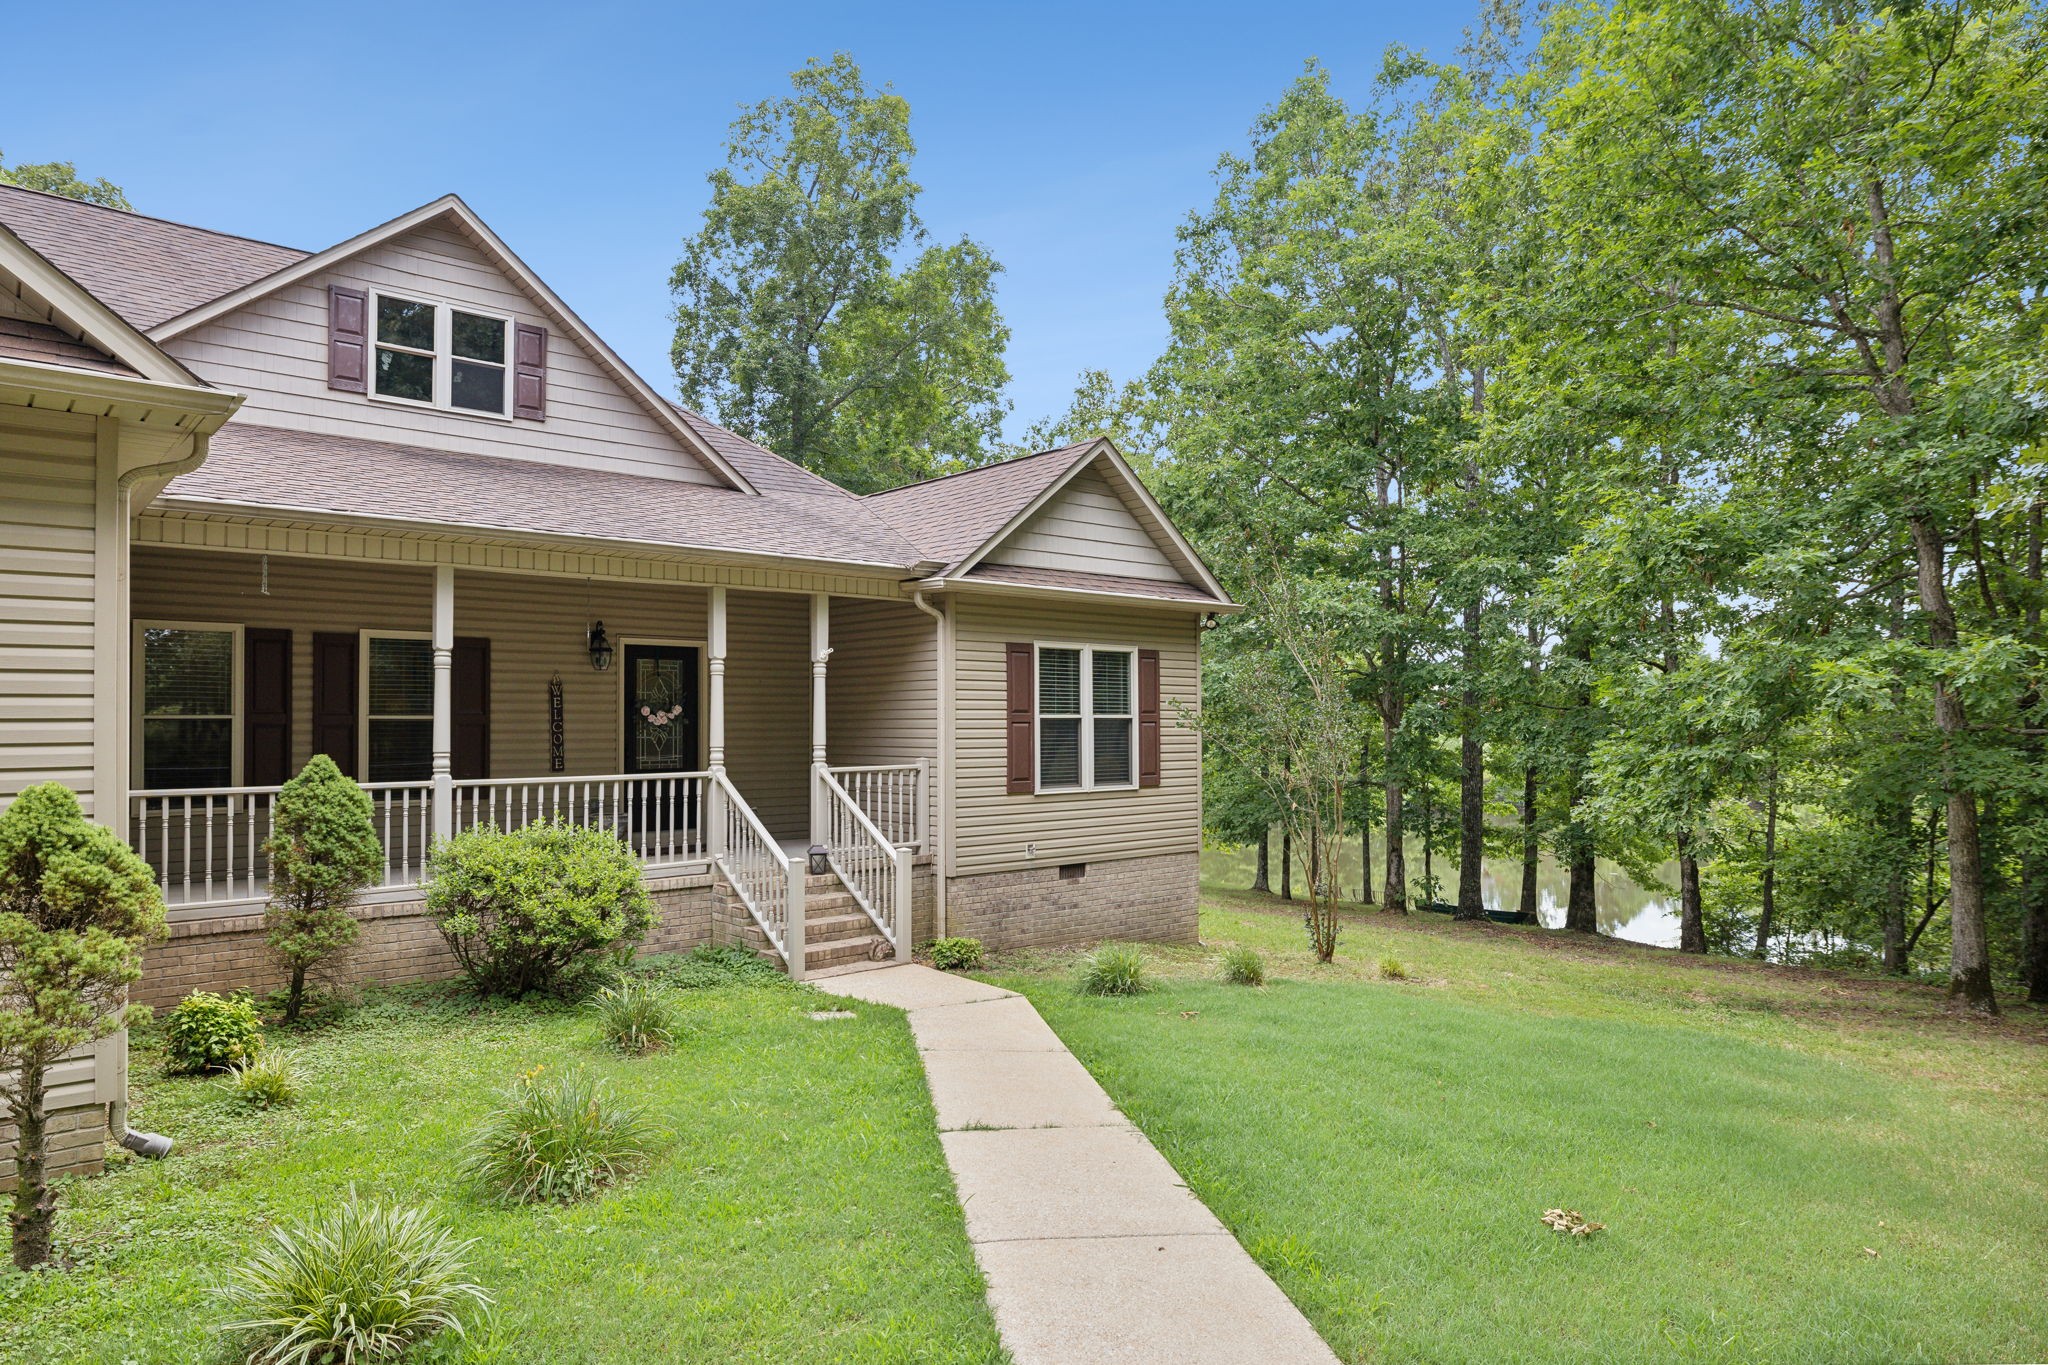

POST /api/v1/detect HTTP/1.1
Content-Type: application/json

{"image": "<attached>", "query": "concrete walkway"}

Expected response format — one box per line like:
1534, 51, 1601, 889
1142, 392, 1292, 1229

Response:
814, 964, 1339, 1365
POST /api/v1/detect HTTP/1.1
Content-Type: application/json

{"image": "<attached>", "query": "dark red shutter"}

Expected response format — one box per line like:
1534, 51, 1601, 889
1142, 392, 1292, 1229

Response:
244, 628, 293, 786
453, 637, 490, 780
1005, 643, 1035, 794
311, 632, 359, 778
328, 285, 368, 393
1138, 648, 1162, 788
512, 323, 547, 420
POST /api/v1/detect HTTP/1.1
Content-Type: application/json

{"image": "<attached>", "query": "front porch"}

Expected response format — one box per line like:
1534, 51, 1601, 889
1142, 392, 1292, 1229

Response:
126, 542, 937, 978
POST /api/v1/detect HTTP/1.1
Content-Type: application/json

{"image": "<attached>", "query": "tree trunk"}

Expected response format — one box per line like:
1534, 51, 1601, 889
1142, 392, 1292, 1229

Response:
1252, 827, 1271, 895
287, 963, 308, 1024
1421, 779, 1435, 903
1456, 601, 1486, 920
1358, 739, 1375, 905
1308, 834, 1321, 901
1907, 513, 1995, 1013
1519, 766, 1540, 921
1880, 805, 1910, 974
1280, 829, 1293, 901
1755, 768, 1778, 960
2021, 505, 2047, 1002
1382, 714, 1406, 912
1677, 830, 1706, 954
9, 1057, 53, 1270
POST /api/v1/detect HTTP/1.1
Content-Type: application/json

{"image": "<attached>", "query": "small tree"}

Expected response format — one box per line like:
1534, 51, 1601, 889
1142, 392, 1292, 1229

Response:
264, 757, 381, 1024
0, 783, 165, 1270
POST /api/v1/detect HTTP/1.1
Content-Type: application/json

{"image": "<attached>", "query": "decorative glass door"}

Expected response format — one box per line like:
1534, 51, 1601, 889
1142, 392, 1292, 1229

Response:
623, 645, 700, 774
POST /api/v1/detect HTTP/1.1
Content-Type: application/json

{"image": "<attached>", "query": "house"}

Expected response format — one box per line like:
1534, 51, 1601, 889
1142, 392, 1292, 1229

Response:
0, 184, 1233, 1175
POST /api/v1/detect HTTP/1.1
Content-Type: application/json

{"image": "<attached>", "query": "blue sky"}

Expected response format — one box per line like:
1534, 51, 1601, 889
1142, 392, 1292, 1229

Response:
5, 1, 1470, 443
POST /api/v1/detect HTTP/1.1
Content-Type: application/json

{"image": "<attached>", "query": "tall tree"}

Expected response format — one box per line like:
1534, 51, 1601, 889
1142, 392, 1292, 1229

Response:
0, 151, 129, 209
671, 53, 1011, 492
1530, 0, 2046, 1008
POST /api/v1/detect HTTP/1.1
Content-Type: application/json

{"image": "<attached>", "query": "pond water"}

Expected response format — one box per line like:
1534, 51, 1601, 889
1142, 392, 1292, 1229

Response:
1201, 834, 1683, 949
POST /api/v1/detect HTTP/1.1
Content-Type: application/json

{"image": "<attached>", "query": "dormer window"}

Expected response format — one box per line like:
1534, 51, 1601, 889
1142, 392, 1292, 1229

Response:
370, 291, 510, 417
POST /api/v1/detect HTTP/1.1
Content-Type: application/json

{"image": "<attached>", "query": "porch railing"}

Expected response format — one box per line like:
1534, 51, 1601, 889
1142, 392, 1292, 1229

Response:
711, 770, 805, 978
818, 767, 911, 961
129, 781, 433, 909
449, 773, 710, 867
824, 761, 928, 851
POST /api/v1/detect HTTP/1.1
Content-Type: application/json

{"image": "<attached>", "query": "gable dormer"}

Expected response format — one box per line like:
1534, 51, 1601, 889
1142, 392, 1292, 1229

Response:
150, 197, 754, 491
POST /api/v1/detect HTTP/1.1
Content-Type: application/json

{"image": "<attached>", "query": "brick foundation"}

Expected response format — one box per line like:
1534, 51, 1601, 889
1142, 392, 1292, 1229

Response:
942, 851, 1198, 950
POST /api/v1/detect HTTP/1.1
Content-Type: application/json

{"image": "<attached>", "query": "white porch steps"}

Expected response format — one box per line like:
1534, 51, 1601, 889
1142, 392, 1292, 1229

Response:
715, 867, 897, 976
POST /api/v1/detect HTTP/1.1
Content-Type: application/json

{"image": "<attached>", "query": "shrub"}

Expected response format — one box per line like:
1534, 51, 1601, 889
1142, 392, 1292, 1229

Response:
264, 755, 382, 1024
216, 1190, 491, 1364
425, 822, 654, 997
1379, 955, 1409, 981
925, 936, 985, 971
164, 990, 264, 1075
0, 781, 166, 1268
587, 979, 684, 1056
461, 1066, 660, 1205
221, 1051, 301, 1109
1220, 945, 1266, 986
1077, 944, 1152, 997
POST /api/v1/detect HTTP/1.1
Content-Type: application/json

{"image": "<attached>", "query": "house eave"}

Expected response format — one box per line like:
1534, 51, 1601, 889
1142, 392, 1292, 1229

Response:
914, 574, 1242, 615
0, 358, 243, 432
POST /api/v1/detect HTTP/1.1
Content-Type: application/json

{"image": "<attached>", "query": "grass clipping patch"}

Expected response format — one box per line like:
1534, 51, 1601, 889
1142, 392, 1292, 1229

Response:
1541, 1208, 1605, 1238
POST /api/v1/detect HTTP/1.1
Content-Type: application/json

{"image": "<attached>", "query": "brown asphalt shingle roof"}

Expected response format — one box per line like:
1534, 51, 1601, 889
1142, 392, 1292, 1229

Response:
962, 562, 1224, 604
166, 424, 936, 569
0, 184, 308, 332
860, 442, 1094, 567
0, 314, 139, 376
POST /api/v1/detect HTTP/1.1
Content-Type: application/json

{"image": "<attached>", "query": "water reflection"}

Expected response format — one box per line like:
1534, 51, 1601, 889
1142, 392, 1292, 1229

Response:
1201, 836, 1681, 949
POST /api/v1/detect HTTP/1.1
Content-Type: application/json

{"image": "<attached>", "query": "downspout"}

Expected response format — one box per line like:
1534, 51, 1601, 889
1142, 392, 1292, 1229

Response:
108, 433, 209, 1155
912, 590, 949, 938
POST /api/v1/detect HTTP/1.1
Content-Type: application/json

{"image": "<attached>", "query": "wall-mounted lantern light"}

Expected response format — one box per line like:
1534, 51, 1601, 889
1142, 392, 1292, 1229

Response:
587, 620, 614, 672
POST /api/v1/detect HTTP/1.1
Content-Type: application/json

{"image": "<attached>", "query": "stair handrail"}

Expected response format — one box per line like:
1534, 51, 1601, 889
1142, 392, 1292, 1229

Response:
817, 766, 912, 962
711, 770, 806, 980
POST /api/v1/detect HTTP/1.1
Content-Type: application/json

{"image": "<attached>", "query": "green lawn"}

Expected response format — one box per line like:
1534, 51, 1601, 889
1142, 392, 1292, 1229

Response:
987, 888, 2048, 1365
5, 974, 1006, 1365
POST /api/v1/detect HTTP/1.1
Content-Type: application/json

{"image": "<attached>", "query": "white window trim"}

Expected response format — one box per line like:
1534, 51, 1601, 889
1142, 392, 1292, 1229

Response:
359, 630, 435, 784
1033, 642, 1138, 794
365, 288, 515, 421
131, 620, 243, 792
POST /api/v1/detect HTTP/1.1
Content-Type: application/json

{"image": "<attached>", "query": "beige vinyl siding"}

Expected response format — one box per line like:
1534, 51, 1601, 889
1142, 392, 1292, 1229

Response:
129, 548, 812, 838
951, 597, 1200, 877
984, 467, 1185, 583
0, 408, 100, 807
826, 599, 937, 768
162, 223, 724, 485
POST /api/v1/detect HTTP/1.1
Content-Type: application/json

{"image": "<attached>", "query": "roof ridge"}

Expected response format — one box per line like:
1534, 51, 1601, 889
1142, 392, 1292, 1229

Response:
862, 441, 1094, 501
0, 182, 311, 257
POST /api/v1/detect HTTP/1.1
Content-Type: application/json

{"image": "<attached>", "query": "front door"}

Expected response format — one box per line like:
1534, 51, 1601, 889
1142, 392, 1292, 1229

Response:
623, 644, 701, 775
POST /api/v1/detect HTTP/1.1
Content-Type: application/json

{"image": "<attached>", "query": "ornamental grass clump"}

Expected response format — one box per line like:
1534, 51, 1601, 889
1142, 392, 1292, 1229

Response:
216, 1189, 490, 1365
1220, 945, 1266, 986
221, 1050, 301, 1109
1077, 944, 1152, 997
586, 978, 685, 1056
461, 1065, 660, 1205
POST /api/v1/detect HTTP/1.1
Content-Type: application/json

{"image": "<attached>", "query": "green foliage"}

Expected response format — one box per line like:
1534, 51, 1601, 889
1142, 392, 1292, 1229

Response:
0, 781, 167, 1266
1378, 955, 1409, 981
670, 53, 1011, 492
461, 1065, 661, 1205
925, 937, 985, 972
425, 822, 653, 998
1220, 945, 1266, 986
0, 150, 130, 209
219, 1050, 300, 1109
163, 990, 264, 1075
632, 943, 785, 990
1077, 944, 1152, 997
586, 979, 684, 1056
265, 756, 382, 1023
216, 1190, 491, 1364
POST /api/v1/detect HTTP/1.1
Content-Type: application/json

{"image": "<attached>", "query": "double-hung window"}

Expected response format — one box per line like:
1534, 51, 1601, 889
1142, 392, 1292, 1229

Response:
364, 634, 434, 782
137, 624, 239, 790
1036, 644, 1137, 792
371, 291, 511, 417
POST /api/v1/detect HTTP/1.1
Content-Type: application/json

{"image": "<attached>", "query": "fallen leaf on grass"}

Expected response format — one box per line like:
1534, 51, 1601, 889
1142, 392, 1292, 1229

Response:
1542, 1208, 1606, 1237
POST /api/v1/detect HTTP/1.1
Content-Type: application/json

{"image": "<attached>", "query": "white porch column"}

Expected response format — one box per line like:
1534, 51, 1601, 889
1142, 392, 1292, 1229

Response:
431, 565, 454, 841
809, 593, 830, 844
707, 587, 727, 770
